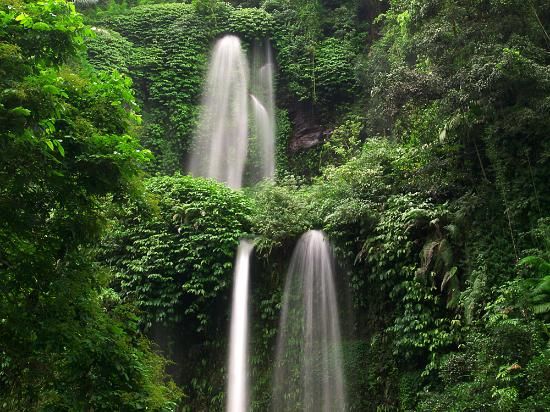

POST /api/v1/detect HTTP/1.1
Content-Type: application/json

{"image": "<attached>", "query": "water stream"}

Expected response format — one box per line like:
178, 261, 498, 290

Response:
227, 240, 254, 412
189, 35, 275, 188
250, 95, 275, 181
208, 37, 345, 412
272, 230, 346, 412
189, 35, 249, 189
250, 41, 276, 181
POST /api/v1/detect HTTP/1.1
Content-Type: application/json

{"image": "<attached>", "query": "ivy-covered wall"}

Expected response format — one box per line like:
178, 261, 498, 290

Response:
86, 1, 276, 173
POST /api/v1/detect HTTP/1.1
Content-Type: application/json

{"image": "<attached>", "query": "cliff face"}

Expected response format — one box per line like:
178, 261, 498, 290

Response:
288, 101, 332, 152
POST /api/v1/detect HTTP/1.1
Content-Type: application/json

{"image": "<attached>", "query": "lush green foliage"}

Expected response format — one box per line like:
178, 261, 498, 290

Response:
266, 0, 362, 107
0, 0, 180, 409
245, 0, 550, 408
85, 1, 276, 173
88, 2, 210, 173
98, 174, 253, 409
2, 0, 549, 410
100, 174, 254, 330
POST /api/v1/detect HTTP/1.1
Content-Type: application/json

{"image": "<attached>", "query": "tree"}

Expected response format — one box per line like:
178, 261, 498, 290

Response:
0, 1, 180, 409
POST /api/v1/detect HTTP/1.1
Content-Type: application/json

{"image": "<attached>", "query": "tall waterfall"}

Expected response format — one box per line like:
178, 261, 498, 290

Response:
227, 240, 254, 412
189, 35, 275, 188
272, 230, 346, 412
189, 35, 249, 189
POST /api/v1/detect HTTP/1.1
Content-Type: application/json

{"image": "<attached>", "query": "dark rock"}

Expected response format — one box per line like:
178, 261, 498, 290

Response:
288, 102, 332, 152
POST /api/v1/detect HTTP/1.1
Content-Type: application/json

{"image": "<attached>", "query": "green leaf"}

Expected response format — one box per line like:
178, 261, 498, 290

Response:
10, 106, 31, 117
32, 22, 50, 31
53, 139, 65, 157
43, 84, 61, 95
15, 13, 32, 28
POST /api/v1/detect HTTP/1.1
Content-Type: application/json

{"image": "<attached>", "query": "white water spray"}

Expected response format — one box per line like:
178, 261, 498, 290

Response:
272, 230, 346, 412
189, 35, 249, 189
250, 42, 276, 180
227, 240, 254, 412
250, 95, 275, 180
190, 36, 276, 188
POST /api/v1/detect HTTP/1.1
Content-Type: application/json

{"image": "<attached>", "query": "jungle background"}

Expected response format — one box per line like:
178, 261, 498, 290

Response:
1, 0, 549, 410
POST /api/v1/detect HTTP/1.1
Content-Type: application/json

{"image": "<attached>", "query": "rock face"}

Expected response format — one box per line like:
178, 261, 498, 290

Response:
288, 102, 331, 152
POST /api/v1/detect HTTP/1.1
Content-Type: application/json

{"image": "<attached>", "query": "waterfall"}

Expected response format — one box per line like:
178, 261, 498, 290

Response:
189, 35, 249, 189
189, 35, 276, 188
272, 230, 346, 412
250, 95, 275, 181
227, 240, 254, 412
250, 41, 276, 181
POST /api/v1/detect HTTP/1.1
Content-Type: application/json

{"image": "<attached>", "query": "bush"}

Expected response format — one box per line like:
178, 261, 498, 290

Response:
100, 174, 254, 330
0, 1, 179, 409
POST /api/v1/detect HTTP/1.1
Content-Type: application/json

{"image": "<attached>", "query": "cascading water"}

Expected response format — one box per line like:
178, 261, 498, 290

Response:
250, 41, 276, 181
189, 35, 249, 189
189, 35, 276, 188
193, 36, 276, 412
227, 240, 254, 412
250, 95, 275, 180
272, 230, 346, 412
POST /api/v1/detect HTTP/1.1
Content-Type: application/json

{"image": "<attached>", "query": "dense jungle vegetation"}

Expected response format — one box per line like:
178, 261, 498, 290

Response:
1, 0, 549, 410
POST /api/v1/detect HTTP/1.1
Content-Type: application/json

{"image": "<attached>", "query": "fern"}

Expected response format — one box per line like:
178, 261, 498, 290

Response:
519, 256, 550, 276
531, 275, 550, 316
532, 302, 550, 315
517, 257, 550, 317
416, 229, 460, 309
